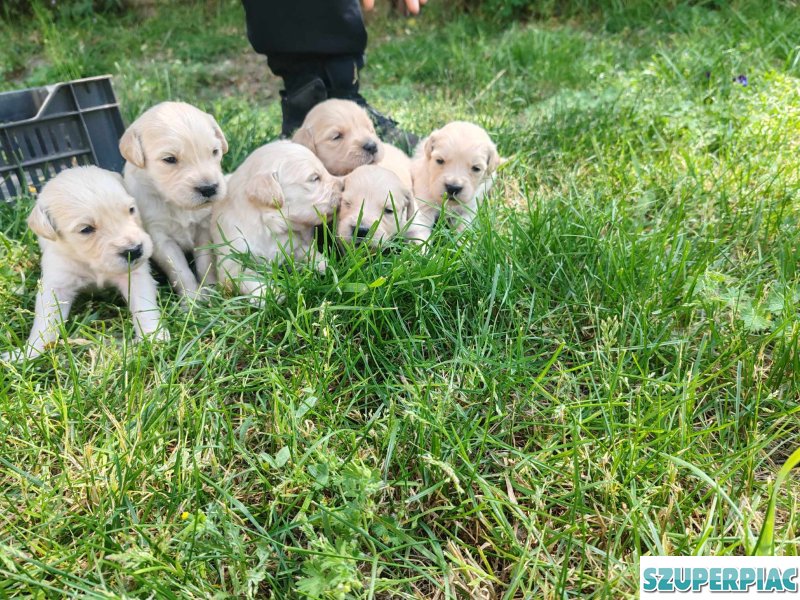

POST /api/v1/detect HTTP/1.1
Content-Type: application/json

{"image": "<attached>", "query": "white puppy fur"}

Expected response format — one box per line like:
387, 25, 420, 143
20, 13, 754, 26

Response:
378, 143, 413, 190
408, 121, 500, 242
120, 101, 228, 302
211, 141, 342, 299
337, 165, 415, 249
4, 166, 167, 361
292, 99, 384, 176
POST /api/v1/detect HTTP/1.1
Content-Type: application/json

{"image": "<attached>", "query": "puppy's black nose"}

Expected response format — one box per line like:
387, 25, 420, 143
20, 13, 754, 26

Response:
122, 244, 144, 262
363, 141, 378, 155
353, 225, 371, 241
196, 184, 218, 199
445, 183, 463, 196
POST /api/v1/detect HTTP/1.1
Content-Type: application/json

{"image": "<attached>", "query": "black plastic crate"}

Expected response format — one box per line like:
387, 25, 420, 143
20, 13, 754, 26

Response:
0, 75, 126, 201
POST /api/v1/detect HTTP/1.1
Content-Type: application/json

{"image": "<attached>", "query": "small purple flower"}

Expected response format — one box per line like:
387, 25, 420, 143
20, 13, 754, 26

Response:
734, 74, 748, 86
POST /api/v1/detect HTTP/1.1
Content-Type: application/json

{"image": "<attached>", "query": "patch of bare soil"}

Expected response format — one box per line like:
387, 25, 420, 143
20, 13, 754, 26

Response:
202, 48, 283, 105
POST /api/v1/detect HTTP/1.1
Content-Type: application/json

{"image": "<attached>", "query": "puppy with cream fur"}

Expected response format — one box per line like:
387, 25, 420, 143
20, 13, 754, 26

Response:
292, 99, 384, 176
408, 121, 501, 242
378, 143, 413, 190
120, 101, 228, 302
4, 166, 167, 361
211, 141, 342, 299
337, 165, 415, 248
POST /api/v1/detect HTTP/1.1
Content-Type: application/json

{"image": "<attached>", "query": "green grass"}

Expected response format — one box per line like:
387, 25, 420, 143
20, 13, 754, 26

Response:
1, 0, 800, 597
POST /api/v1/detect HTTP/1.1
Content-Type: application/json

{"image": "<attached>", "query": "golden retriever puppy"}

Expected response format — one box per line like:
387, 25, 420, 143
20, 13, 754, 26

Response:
337, 165, 415, 249
3, 166, 167, 361
408, 121, 500, 242
211, 141, 342, 299
378, 143, 413, 189
292, 99, 384, 176
120, 101, 228, 302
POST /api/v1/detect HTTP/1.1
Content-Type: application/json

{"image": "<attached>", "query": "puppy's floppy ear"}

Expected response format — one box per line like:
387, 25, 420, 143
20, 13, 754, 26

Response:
207, 113, 229, 155
246, 171, 284, 209
485, 142, 502, 174
403, 190, 416, 224
340, 176, 352, 207
119, 124, 146, 168
423, 131, 438, 160
28, 204, 57, 240
292, 127, 316, 153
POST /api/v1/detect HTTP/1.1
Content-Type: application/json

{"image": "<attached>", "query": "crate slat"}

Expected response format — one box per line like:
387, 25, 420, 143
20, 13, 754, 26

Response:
0, 76, 125, 201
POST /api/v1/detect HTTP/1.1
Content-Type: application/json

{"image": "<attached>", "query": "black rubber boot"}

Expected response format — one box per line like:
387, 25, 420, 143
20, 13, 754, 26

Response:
351, 95, 420, 155
279, 77, 327, 138
274, 55, 419, 153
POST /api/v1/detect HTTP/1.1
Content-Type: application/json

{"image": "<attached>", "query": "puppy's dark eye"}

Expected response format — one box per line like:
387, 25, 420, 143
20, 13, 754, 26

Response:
384, 207, 394, 215
79, 225, 96, 235
163, 156, 178, 165
435, 158, 445, 165
332, 132, 343, 141
129, 206, 136, 215
309, 174, 321, 183
471, 166, 482, 173
212, 149, 220, 157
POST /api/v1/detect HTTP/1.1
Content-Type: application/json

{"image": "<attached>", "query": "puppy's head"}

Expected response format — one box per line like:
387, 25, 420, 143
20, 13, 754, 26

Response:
243, 141, 342, 228
292, 99, 384, 176
119, 101, 228, 210
29, 166, 153, 275
337, 165, 415, 248
419, 121, 500, 206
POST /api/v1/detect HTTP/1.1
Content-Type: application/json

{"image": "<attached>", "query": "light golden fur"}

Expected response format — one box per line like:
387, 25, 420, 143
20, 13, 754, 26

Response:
120, 101, 228, 302
211, 141, 342, 299
292, 99, 384, 176
378, 143, 413, 189
4, 166, 167, 361
337, 165, 415, 248
408, 121, 500, 242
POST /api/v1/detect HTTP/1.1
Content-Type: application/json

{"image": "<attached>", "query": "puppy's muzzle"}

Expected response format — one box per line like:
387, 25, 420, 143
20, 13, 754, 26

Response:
121, 244, 144, 263
196, 183, 219, 199
445, 183, 463, 200
352, 225, 371, 243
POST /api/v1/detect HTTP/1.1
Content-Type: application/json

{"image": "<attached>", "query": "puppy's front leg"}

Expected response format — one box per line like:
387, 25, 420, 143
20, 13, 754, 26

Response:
114, 268, 170, 342
406, 205, 438, 245
194, 226, 217, 288
450, 202, 478, 235
310, 252, 328, 275
24, 277, 77, 359
238, 269, 269, 301
151, 237, 201, 302
236, 268, 285, 305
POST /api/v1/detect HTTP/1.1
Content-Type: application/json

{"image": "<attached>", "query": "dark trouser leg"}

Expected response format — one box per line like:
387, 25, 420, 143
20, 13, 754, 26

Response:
268, 54, 365, 137
242, 0, 367, 137
241, 0, 418, 151
271, 53, 419, 152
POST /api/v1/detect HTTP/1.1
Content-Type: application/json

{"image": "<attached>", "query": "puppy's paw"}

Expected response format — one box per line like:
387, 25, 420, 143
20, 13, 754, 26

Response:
198, 284, 218, 301
247, 292, 266, 308
150, 327, 171, 342
180, 287, 212, 309
200, 271, 218, 287
0, 348, 37, 363
315, 259, 328, 275
245, 286, 285, 307
0, 349, 22, 363
135, 326, 171, 344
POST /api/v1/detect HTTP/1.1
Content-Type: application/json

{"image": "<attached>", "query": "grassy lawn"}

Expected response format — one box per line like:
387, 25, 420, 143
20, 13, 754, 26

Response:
1, 0, 799, 597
